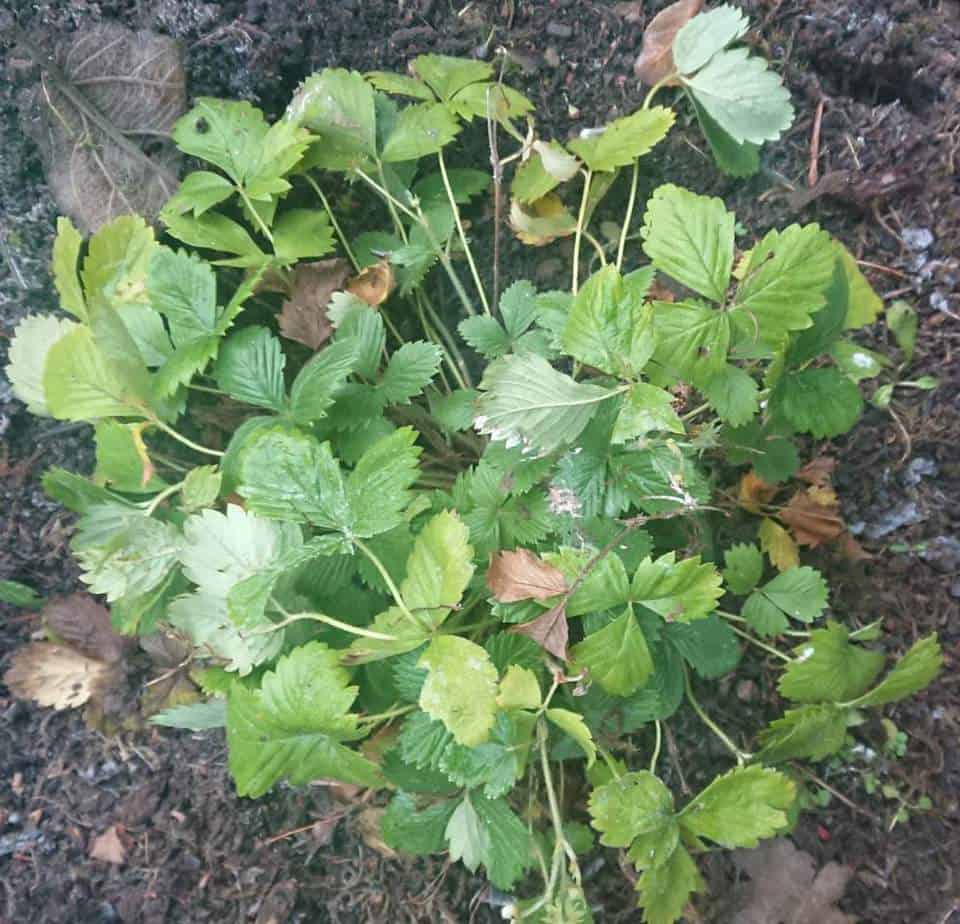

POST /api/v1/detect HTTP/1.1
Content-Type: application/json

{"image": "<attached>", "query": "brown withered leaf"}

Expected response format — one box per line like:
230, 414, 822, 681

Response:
734, 838, 854, 924
18, 24, 184, 232
357, 807, 398, 858
486, 549, 568, 602
796, 456, 837, 488
738, 471, 778, 514
89, 825, 127, 865
780, 487, 845, 547
279, 258, 351, 350
4, 643, 120, 711
633, 0, 703, 86
836, 531, 873, 562
347, 259, 395, 307
509, 602, 569, 661
509, 194, 577, 247
43, 593, 133, 664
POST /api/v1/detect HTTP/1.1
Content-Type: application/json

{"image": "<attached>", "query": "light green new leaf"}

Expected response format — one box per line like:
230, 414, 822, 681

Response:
664, 614, 742, 679
497, 665, 541, 711
412, 54, 492, 101
679, 765, 794, 848
380, 103, 461, 163
546, 708, 597, 766
180, 465, 222, 513
838, 242, 883, 329
82, 215, 155, 307
382, 793, 457, 856
216, 326, 286, 412
227, 642, 382, 796
588, 771, 675, 851
682, 46, 793, 145
172, 99, 269, 184
641, 185, 734, 303
722, 543, 764, 595
887, 299, 917, 361
673, 5, 749, 75
779, 622, 886, 704
847, 634, 942, 708
757, 703, 849, 763
6, 314, 79, 416
568, 106, 675, 172
769, 367, 863, 438
419, 636, 498, 746
613, 383, 684, 443
400, 510, 474, 615
273, 209, 335, 262
445, 796, 489, 871
52, 217, 87, 320
162, 170, 235, 216
572, 607, 652, 696
475, 354, 615, 456
288, 338, 359, 423
631, 553, 723, 621
379, 341, 443, 404
636, 844, 704, 924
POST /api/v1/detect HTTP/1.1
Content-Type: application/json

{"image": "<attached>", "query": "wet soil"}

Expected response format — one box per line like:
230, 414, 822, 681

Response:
1, 1, 959, 921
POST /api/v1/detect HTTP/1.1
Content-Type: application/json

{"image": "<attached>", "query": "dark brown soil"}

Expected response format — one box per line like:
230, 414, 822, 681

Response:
2, 1, 958, 922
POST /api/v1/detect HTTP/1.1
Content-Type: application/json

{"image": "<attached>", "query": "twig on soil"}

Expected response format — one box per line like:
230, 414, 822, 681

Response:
887, 404, 913, 469
808, 97, 825, 188
789, 762, 882, 824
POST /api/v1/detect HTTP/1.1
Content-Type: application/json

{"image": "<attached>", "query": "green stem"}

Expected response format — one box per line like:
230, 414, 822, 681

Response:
353, 167, 418, 224
616, 160, 640, 272
572, 169, 593, 295
142, 481, 183, 517
376, 164, 412, 244
649, 719, 662, 774
582, 230, 608, 266
718, 610, 810, 638
359, 704, 415, 726
684, 666, 751, 766
150, 419, 224, 458
643, 73, 674, 110
353, 537, 431, 633
597, 744, 623, 781
726, 623, 794, 663
237, 186, 275, 244
538, 720, 579, 897
418, 291, 473, 388
414, 202, 478, 318
439, 149, 490, 314
304, 174, 360, 271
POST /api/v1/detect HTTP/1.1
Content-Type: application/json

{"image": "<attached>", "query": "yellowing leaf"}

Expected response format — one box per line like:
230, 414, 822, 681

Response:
509, 194, 577, 246
737, 471, 778, 513
758, 518, 799, 572
486, 548, 568, 602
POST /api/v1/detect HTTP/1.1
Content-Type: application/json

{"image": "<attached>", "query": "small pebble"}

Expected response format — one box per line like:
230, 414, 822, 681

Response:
902, 227, 934, 251
546, 21, 573, 39
544, 46, 561, 68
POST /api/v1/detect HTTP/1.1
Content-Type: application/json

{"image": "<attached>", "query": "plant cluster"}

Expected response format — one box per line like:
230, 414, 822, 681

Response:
4, 4, 942, 922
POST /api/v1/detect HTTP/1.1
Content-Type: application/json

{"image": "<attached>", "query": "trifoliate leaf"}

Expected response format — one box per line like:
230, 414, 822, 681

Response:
6, 314, 80, 416
636, 844, 704, 924
497, 665, 542, 711
288, 338, 359, 424
779, 622, 885, 703
744, 566, 828, 637
475, 354, 615, 456
227, 642, 381, 796
380, 102, 461, 163
679, 765, 794, 848
847, 634, 942, 708
641, 184, 734, 302
613, 383, 684, 443
548, 549, 630, 617
769, 367, 863, 439
588, 771, 676, 851
742, 592, 787, 637
672, 4, 749, 75
440, 711, 535, 798
272, 209, 335, 262
702, 364, 759, 426
682, 46, 793, 145
419, 636, 498, 747
757, 703, 849, 763
568, 106, 675, 171
649, 301, 731, 388
379, 341, 443, 404
382, 793, 457, 856
723, 543, 764, 595
663, 614, 741, 679
572, 607, 653, 697
547, 708, 597, 767
151, 699, 227, 730
215, 326, 286, 412
631, 553, 723, 621
413, 53, 492, 100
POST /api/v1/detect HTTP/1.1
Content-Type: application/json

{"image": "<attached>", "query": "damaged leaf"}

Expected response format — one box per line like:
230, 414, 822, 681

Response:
486, 549, 568, 602
509, 602, 569, 661
279, 258, 351, 349
3, 643, 121, 711
633, 0, 703, 86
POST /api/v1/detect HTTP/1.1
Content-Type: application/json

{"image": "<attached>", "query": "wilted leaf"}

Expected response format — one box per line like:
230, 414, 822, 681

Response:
779, 487, 844, 548
738, 471, 778, 513
43, 593, 133, 664
19, 24, 184, 232
733, 838, 854, 924
758, 517, 799, 572
633, 0, 703, 85
486, 549, 568, 602
3, 643, 119, 711
279, 258, 351, 350
796, 456, 836, 488
89, 825, 128, 865
347, 259, 395, 306
509, 194, 577, 246
509, 602, 569, 661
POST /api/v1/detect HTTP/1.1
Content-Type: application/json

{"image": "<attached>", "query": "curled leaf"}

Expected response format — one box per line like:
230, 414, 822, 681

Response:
279, 258, 351, 350
3, 643, 119, 711
43, 593, 133, 664
737, 471, 778, 513
633, 0, 703, 86
509, 602, 569, 661
509, 194, 577, 247
779, 487, 845, 548
347, 258, 395, 307
486, 549, 569, 602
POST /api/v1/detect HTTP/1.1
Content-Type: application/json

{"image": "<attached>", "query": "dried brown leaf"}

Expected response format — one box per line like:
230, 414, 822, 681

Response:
796, 456, 837, 488
279, 258, 351, 350
780, 487, 845, 547
89, 825, 127, 865
633, 0, 703, 86
509, 194, 577, 247
738, 471, 778, 513
356, 807, 398, 858
347, 259, 395, 307
509, 602, 569, 661
836, 531, 873, 562
43, 593, 133, 664
3, 643, 118, 711
19, 24, 184, 232
734, 838, 855, 924
486, 549, 568, 602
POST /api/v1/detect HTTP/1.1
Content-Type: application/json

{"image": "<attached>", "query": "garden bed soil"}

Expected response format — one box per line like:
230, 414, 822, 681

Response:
1, 1, 958, 921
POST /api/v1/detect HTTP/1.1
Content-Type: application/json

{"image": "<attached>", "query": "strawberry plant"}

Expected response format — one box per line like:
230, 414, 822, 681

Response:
4, 5, 942, 922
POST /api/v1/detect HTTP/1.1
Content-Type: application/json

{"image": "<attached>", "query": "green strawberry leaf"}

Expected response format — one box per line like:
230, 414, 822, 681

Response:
6, 314, 80, 417
722, 543, 764, 595
216, 326, 286, 412
846, 634, 942, 708
571, 607, 653, 697
635, 844, 704, 924
769, 367, 863, 438
568, 106, 675, 172
757, 703, 850, 763
382, 793, 457, 856
630, 553, 723, 622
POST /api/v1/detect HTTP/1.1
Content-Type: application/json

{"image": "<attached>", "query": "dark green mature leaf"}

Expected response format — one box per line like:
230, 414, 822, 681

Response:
288, 338, 359, 423
439, 712, 534, 797
470, 794, 534, 890
0, 580, 42, 608
216, 326, 286, 412
664, 614, 741, 679
613, 383, 684, 443
723, 543, 764, 595
382, 793, 457, 855
688, 92, 759, 178
649, 301, 731, 387
757, 703, 849, 763
379, 342, 442, 404
701, 364, 759, 426
227, 642, 382, 796
589, 770, 676, 858
273, 209, 335, 262
380, 103, 461, 162
769, 367, 863, 438
847, 634, 942, 708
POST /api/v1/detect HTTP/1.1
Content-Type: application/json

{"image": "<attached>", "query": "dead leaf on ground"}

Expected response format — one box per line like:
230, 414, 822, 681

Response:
836, 531, 873, 562
356, 807, 397, 858
486, 549, 568, 602
347, 258, 395, 307
780, 487, 845, 547
3, 643, 121, 711
89, 824, 128, 865
18, 24, 184, 232
279, 258, 351, 349
796, 456, 837, 488
633, 0, 703, 86
738, 471, 779, 513
509, 602, 569, 661
43, 593, 133, 663
733, 838, 855, 924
